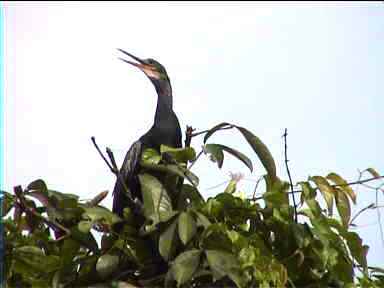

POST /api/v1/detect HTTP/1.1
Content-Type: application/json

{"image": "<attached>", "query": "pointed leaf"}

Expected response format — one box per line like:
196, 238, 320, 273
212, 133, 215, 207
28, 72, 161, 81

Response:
171, 249, 201, 287
327, 172, 356, 204
204, 144, 253, 172
159, 219, 178, 261
366, 167, 380, 179
310, 176, 334, 215
139, 173, 173, 220
177, 184, 205, 210
96, 254, 119, 279
334, 188, 351, 228
236, 126, 276, 180
178, 212, 197, 245
203, 122, 233, 143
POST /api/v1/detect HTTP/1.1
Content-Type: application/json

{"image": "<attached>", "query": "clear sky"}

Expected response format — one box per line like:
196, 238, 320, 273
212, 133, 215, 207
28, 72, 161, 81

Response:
3, 2, 384, 267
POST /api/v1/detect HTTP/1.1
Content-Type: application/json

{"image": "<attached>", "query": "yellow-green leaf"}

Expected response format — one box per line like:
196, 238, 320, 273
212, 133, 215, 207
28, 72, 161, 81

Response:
334, 188, 351, 228
366, 168, 380, 179
326, 172, 356, 204
310, 176, 334, 216
160, 145, 197, 163
178, 212, 197, 245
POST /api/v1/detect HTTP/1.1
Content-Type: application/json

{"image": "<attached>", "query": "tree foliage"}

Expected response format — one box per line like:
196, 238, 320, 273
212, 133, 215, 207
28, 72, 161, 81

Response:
2, 123, 384, 287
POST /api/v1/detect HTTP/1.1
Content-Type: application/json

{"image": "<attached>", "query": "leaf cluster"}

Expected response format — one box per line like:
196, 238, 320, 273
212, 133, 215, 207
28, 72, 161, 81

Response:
2, 123, 383, 287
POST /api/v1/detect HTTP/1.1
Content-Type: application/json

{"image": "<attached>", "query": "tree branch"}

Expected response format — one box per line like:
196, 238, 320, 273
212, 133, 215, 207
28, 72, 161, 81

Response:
283, 129, 298, 222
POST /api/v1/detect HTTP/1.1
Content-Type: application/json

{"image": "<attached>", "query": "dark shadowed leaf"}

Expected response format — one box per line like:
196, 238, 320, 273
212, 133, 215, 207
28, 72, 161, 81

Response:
310, 176, 334, 215
139, 173, 173, 221
203, 122, 233, 143
327, 172, 356, 204
2, 191, 14, 217
334, 188, 351, 228
236, 126, 276, 180
161, 145, 197, 162
27, 179, 48, 194
171, 249, 201, 287
344, 231, 368, 269
96, 254, 119, 279
159, 219, 178, 261
177, 184, 205, 210
178, 212, 197, 245
205, 249, 244, 287
204, 143, 253, 172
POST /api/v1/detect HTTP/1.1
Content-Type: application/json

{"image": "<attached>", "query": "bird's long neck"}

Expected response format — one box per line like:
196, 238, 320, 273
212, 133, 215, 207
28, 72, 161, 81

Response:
154, 79, 173, 122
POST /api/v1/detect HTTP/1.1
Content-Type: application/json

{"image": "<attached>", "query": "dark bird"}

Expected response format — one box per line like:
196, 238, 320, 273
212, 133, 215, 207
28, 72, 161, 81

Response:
112, 49, 182, 218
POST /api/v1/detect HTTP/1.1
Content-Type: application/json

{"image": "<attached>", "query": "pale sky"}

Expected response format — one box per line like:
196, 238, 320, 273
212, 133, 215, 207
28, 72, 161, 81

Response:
3, 2, 384, 267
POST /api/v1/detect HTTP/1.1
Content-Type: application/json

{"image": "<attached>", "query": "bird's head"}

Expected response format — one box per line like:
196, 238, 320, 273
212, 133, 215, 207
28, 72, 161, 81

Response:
117, 48, 169, 83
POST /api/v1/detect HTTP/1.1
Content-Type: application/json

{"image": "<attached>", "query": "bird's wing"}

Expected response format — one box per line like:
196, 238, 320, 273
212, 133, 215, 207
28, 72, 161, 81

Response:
112, 140, 143, 216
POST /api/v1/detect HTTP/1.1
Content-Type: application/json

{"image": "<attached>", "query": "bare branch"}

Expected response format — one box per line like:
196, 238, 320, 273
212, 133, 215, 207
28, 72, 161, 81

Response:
283, 128, 298, 222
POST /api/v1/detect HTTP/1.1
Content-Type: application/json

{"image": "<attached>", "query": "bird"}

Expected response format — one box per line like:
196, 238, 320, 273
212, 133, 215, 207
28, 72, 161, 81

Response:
112, 49, 182, 219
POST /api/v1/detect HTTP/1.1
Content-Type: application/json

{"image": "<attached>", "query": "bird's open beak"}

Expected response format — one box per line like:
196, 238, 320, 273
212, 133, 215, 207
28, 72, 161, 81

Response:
117, 48, 160, 79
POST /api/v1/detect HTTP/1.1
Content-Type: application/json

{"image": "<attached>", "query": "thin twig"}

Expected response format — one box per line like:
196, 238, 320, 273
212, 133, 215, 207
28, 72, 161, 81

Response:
283, 129, 298, 222
91, 136, 116, 174
188, 149, 203, 170
252, 176, 264, 200
376, 187, 384, 247
185, 125, 195, 148
349, 203, 375, 225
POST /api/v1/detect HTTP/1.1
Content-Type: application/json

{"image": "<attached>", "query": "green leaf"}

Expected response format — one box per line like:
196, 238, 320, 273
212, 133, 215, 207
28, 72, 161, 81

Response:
14, 246, 60, 273
327, 172, 356, 204
159, 219, 178, 261
205, 250, 244, 287
161, 145, 197, 162
299, 181, 316, 205
366, 167, 380, 179
140, 163, 199, 187
203, 122, 233, 143
171, 249, 201, 287
224, 179, 237, 194
203, 143, 224, 168
193, 211, 212, 229
178, 212, 197, 245
82, 206, 121, 226
96, 254, 119, 279
139, 173, 173, 221
204, 143, 253, 172
334, 188, 351, 228
78, 220, 93, 233
310, 176, 335, 215
177, 184, 205, 210
141, 148, 161, 164
236, 126, 276, 180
